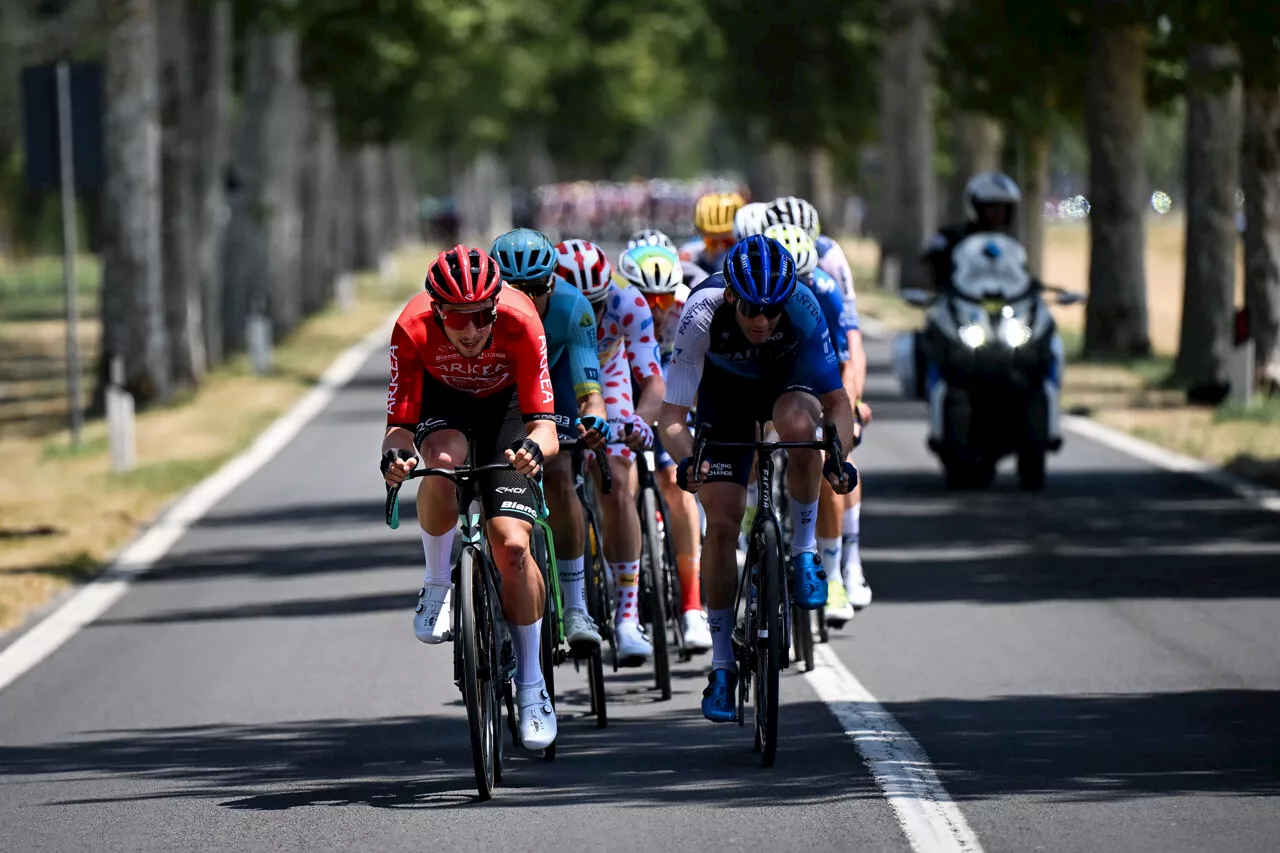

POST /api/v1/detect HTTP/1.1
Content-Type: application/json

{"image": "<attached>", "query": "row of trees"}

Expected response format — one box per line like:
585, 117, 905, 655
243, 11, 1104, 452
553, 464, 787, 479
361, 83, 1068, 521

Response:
16, 1, 1280, 407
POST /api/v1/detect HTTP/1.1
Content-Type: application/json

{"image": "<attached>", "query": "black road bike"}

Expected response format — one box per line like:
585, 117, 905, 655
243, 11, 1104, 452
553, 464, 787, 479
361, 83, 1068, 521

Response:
384, 445, 536, 800
690, 421, 844, 767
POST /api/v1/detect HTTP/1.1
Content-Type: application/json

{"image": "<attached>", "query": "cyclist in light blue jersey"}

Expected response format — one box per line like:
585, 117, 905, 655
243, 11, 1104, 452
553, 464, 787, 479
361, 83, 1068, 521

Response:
491, 228, 611, 654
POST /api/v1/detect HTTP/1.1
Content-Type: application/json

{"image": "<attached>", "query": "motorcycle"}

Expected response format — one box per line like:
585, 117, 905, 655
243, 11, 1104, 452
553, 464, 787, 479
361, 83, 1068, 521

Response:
891, 233, 1084, 491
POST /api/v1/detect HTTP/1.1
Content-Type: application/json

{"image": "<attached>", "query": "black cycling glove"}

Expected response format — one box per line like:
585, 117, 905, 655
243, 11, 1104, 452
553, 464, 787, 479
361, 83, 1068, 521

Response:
381, 448, 415, 475
509, 437, 544, 473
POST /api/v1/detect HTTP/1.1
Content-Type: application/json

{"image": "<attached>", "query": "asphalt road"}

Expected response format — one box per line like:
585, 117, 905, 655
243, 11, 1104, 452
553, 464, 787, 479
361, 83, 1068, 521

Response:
1, 332, 1278, 853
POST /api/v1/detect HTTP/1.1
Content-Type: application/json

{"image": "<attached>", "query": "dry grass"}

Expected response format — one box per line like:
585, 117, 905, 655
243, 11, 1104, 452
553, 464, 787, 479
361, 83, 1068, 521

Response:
0, 249, 431, 633
846, 220, 1279, 487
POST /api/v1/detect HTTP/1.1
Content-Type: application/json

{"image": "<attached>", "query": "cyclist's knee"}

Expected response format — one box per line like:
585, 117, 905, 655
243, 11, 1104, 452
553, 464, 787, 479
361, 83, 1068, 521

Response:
488, 519, 533, 574
772, 395, 820, 441
419, 429, 467, 468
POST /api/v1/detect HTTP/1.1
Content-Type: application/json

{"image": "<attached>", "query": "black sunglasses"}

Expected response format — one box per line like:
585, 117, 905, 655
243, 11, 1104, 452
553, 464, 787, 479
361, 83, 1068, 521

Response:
510, 274, 554, 298
734, 299, 786, 319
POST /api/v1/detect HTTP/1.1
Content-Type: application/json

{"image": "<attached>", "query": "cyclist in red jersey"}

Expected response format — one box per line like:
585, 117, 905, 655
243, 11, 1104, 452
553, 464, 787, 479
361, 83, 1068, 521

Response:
381, 245, 561, 751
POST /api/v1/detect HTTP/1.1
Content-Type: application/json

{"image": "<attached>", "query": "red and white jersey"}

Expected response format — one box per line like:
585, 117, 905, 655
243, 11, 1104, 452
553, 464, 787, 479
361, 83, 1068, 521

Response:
386, 287, 555, 426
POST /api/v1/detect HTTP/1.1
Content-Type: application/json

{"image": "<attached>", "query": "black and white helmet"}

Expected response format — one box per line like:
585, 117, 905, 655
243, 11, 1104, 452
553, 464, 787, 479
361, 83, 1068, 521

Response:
626, 228, 677, 254
963, 172, 1021, 221
765, 196, 821, 240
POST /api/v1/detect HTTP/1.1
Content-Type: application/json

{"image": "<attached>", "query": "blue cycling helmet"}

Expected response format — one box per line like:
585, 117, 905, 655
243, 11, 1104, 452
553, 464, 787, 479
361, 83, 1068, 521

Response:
722, 234, 797, 307
489, 228, 558, 294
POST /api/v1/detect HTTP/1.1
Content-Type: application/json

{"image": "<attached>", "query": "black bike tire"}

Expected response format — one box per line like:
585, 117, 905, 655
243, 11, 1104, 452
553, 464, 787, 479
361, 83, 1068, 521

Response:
585, 511, 610, 726
533, 524, 557, 761
654, 485, 687, 657
793, 603, 814, 672
641, 487, 672, 700
755, 519, 782, 768
459, 548, 497, 799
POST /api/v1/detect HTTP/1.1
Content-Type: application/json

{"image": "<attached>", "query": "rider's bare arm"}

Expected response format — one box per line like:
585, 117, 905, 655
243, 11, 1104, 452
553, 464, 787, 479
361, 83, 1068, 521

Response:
659, 401, 694, 465
818, 386, 858, 464
635, 373, 667, 427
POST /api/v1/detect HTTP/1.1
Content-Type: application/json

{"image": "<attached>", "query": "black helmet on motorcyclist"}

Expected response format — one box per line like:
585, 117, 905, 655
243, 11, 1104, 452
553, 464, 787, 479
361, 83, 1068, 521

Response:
964, 172, 1020, 232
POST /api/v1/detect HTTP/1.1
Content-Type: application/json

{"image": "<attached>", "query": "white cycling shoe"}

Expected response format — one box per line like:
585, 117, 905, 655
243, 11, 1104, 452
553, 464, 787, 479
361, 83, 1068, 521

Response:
682, 609, 713, 653
515, 681, 558, 750
413, 584, 451, 644
563, 607, 602, 655
615, 619, 652, 667
846, 563, 873, 610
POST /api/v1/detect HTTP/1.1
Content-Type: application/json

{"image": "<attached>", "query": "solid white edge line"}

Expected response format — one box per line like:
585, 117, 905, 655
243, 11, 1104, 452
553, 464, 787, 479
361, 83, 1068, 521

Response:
1062, 414, 1280, 515
807, 644, 984, 853
858, 316, 1280, 517
0, 312, 398, 696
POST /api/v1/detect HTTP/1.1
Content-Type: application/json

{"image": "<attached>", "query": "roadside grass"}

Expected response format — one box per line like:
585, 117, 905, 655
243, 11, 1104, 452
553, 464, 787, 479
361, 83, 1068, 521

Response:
0, 250, 429, 633
845, 219, 1279, 489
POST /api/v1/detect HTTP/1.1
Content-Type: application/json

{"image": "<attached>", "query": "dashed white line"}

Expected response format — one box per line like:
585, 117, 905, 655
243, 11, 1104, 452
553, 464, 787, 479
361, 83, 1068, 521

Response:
807, 644, 984, 853
0, 313, 397, 696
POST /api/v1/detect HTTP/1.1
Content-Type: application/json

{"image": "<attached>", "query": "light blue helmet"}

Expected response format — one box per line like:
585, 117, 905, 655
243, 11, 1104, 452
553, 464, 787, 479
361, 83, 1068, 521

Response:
489, 228, 558, 295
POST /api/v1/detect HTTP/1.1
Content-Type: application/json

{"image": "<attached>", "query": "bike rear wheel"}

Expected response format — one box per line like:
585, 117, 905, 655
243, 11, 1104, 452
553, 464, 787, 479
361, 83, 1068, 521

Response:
753, 520, 782, 767
459, 548, 499, 799
641, 487, 672, 700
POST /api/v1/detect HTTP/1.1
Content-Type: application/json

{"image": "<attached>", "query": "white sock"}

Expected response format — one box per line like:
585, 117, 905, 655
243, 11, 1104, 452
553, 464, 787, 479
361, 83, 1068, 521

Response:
789, 497, 818, 554
421, 527, 456, 586
817, 537, 842, 584
511, 619, 543, 687
708, 607, 735, 671
841, 503, 861, 574
558, 555, 586, 612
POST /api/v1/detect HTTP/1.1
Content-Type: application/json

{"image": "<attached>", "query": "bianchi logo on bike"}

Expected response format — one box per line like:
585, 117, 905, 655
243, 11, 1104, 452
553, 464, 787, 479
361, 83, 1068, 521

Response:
494, 486, 526, 494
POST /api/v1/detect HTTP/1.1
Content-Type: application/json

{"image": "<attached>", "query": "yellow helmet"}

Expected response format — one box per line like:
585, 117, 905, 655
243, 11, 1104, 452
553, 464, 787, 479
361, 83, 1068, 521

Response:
694, 192, 746, 236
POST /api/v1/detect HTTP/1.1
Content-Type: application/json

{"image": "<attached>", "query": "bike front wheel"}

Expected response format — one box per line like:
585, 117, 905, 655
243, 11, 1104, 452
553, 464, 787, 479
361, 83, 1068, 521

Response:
459, 548, 499, 799
754, 520, 782, 768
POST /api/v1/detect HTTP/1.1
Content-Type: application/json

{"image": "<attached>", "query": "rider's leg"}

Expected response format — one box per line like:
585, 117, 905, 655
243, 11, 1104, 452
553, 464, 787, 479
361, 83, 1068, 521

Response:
545, 451, 601, 650
488, 514, 557, 750
596, 448, 649, 661
843, 480, 871, 608
773, 391, 828, 609
817, 478, 853, 620
412, 427, 468, 644
658, 462, 711, 650
699, 482, 746, 668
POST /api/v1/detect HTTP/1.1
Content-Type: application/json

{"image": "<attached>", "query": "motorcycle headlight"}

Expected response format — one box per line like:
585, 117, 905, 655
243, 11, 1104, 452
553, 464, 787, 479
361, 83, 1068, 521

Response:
958, 324, 987, 348
999, 317, 1033, 347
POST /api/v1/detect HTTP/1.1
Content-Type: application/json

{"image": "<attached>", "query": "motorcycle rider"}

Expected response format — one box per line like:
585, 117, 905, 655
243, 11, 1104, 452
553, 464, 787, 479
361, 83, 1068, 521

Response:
921, 172, 1020, 293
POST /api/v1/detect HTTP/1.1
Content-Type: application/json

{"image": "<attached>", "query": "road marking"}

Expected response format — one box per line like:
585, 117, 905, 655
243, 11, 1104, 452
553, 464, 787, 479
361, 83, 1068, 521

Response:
1063, 414, 1280, 516
807, 644, 984, 853
0, 313, 398, 696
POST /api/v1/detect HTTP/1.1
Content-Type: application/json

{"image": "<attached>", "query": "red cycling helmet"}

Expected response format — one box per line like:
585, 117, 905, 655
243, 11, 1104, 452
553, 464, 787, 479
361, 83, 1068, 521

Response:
425, 245, 503, 304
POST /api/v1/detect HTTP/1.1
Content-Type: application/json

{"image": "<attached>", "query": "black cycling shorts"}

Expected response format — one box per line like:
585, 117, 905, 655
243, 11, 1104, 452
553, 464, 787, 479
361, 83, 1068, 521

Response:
693, 366, 818, 487
414, 374, 543, 523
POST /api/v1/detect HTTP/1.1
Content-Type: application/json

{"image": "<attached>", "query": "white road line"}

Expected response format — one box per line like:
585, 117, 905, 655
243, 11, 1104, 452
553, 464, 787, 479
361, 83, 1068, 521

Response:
0, 314, 397, 696
807, 644, 984, 853
1063, 415, 1280, 515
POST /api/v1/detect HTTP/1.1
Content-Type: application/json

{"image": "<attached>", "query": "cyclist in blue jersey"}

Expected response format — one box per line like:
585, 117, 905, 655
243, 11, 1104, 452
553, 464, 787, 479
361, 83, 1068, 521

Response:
767, 197, 874, 614
491, 228, 611, 654
657, 235, 859, 723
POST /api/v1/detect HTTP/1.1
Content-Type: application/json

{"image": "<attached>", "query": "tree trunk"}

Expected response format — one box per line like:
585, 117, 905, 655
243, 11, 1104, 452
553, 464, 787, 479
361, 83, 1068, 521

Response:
807, 147, 838, 233
1021, 129, 1051, 279
187, 0, 231, 366
158, 0, 203, 389
948, 114, 1004, 222
352, 144, 384, 270
1174, 44, 1242, 399
392, 145, 420, 246
99, 0, 170, 406
333, 150, 358, 274
299, 91, 338, 316
1242, 86, 1280, 391
221, 29, 303, 343
1083, 15, 1150, 358
878, 0, 936, 284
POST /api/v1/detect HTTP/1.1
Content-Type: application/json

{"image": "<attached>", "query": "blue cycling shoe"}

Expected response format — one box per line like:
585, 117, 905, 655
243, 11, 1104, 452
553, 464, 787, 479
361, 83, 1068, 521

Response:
790, 551, 828, 610
701, 668, 738, 723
